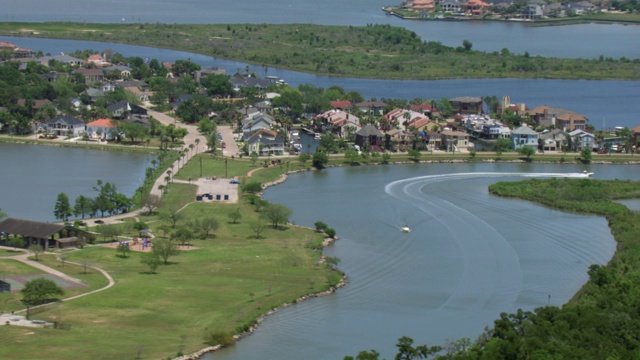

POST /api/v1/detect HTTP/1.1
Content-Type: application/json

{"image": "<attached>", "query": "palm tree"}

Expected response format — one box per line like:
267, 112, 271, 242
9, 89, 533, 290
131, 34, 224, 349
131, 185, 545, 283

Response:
195, 138, 200, 152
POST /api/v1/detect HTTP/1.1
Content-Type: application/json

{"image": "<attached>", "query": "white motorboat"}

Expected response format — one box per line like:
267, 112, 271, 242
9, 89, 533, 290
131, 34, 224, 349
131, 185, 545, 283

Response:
401, 226, 411, 233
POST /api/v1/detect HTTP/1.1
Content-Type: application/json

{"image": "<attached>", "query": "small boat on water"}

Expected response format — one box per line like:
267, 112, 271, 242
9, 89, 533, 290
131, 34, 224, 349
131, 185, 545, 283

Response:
314, 133, 322, 140
581, 170, 594, 177
401, 226, 411, 233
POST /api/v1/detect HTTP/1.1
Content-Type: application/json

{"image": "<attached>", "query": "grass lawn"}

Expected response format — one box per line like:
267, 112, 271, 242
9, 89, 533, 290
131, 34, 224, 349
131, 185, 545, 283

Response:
0, 198, 338, 360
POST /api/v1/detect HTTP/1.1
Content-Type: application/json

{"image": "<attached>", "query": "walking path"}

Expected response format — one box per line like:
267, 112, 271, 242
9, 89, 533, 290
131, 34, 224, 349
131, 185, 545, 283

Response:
0, 246, 115, 320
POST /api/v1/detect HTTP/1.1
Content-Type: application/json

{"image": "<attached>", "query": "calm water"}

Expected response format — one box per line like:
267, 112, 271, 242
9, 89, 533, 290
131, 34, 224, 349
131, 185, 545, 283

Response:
3, 36, 640, 130
2, 0, 639, 58
0, 142, 152, 222
204, 163, 637, 360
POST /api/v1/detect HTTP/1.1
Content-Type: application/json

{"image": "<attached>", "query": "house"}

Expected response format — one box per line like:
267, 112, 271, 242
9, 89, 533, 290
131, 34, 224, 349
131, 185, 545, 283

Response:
410, 104, 435, 116
107, 101, 148, 119
35, 54, 84, 67
170, 94, 193, 111
75, 68, 105, 83
441, 0, 463, 13
426, 131, 443, 150
539, 128, 568, 151
86, 118, 119, 140
440, 130, 469, 152
355, 101, 387, 115
528, 105, 588, 131
193, 68, 226, 83
355, 125, 384, 150
632, 125, 640, 148
16, 99, 53, 112
402, 0, 436, 11
450, 96, 483, 115
511, 126, 539, 151
556, 111, 588, 132
47, 115, 85, 137
383, 108, 428, 131
242, 114, 275, 138
385, 128, 410, 149
523, 4, 544, 19
231, 76, 270, 92
314, 109, 361, 138
569, 129, 596, 151
103, 65, 132, 79
464, 0, 490, 15
84, 88, 105, 103
87, 53, 110, 67
0, 218, 84, 249
125, 86, 153, 103
245, 129, 285, 156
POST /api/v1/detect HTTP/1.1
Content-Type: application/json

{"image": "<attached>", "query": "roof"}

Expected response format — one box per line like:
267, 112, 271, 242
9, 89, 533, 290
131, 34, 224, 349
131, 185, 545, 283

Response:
450, 96, 482, 103
331, 100, 353, 109
0, 218, 65, 239
356, 124, 384, 137
512, 126, 538, 135
49, 115, 84, 126
87, 118, 117, 128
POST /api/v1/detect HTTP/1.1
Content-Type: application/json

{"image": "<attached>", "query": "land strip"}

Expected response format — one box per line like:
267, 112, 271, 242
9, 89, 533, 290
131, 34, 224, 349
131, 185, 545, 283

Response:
1, 22, 639, 80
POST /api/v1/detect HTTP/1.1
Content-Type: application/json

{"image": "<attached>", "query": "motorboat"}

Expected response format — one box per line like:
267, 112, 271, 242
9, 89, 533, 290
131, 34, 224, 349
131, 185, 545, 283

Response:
401, 226, 411, 233
314, 133, 322, 140
581, 170, 594, 177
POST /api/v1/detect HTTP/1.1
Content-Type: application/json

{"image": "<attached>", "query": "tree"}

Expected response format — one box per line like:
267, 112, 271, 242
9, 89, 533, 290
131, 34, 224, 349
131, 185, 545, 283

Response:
7, 237, 25, 250
202, 74, 233, 97
152, 238, 179, 264
28, 244, 44, 261
462, 39, 473, 51
250, 220, 266, 239
408, 149, 421, 162
312, 152, 329, 169
517, 145, 535, 160
118, 121, 149, 143
579, 147, 592, 164
495, 137, 511, 152
228, 208, 242, 224
194, 217, 220, 239
314, 221, 328, 232
298, 153, 310, 165
171, 226, 194, 245
141, 194, 163, 215
0, 208, 7, 222
160, 207, 184, 229
21, 278, 64, 305
73, 195, 93, 219
54, 192, 73, 221
395, 336, 441, 359
116, 243, 131, 258
262, 203, 293, 229
242, 181, 263, 194
141, 252, 161, 274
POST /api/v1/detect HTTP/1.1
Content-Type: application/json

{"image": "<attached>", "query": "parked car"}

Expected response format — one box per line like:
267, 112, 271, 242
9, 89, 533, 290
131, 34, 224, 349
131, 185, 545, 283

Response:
230, 179, 240, 184
221, 141, 226, 149
94, 220, 104, 224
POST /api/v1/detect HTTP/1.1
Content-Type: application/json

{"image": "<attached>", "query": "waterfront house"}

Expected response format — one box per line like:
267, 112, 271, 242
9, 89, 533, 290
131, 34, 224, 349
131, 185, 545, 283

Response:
47, 115, 85, 137
569, 129, 596, 151
441, 130, 469, 152
86, 118, 119, 140
246, 129, 285, 156
314, 109, 362, 138
402, 0, 436, 11
355, 124, 384, 151
35, 54, 84, 67
426, 131, 443, 150
441, 0, 463, 13
464, 0, 490, 15
354, 101, 387, 116
242, 114, 275, 139
385, 128, 410, 149
450, 96, 483, 115
511, 126, 539, 151
523, 4, 544, 19
528, 105, 587, 131
556, 111, 588, 131
539, 128, 568, 151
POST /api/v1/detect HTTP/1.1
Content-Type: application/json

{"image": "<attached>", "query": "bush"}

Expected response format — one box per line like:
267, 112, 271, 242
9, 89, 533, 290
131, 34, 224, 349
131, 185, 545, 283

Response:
325, 227, 336, 238
133, 221, 148, 231
314, 221, 328, 232
242, 181, 263, 194
204, 331, 236, 347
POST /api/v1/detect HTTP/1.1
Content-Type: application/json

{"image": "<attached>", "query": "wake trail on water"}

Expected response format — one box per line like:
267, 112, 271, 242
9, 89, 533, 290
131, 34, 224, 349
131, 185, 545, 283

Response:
382, 172, 592, 311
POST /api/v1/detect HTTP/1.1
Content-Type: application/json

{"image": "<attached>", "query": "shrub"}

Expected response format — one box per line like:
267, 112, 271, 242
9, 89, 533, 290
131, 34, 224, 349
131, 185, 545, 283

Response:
204, 331, 236, 347
325, 227, 336, 238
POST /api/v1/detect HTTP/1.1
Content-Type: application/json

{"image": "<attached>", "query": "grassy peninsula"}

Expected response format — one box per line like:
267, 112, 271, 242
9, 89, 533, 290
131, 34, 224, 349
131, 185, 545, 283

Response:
1, 22, 639, 80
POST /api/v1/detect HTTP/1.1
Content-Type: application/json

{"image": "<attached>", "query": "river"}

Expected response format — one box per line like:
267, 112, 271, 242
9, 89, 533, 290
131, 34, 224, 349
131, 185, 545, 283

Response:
2, 0, 639, 59
201, 162, 637, 359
